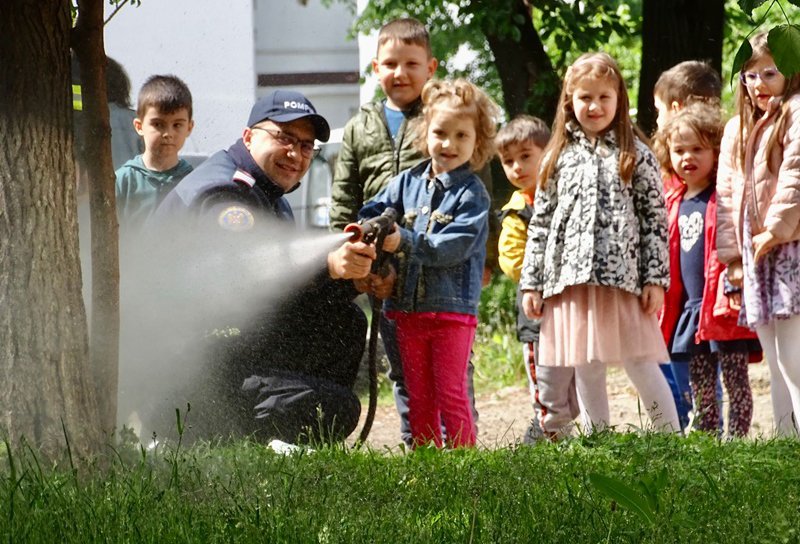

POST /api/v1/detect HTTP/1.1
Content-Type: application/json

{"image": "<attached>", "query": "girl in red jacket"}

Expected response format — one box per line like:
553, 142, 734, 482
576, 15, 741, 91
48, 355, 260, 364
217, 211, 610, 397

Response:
655, 102, 760, 437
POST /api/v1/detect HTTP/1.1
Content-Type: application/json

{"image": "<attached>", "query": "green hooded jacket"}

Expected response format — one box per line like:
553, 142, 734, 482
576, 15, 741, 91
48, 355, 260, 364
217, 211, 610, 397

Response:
329, 100, 424, 231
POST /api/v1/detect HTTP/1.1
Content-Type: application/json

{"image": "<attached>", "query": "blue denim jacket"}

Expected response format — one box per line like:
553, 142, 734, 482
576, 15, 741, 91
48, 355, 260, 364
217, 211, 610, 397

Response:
359, 160, 489, 315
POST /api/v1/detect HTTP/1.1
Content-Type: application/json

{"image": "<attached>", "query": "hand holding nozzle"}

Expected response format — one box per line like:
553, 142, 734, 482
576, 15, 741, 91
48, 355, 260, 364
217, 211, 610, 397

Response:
344, 208, 398, 247
344, 208, 398, 287
354, 264, 396, 300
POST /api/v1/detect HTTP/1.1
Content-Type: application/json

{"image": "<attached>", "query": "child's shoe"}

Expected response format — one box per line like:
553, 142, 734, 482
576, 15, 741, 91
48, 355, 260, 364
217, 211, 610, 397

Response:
522, 418, 546, 445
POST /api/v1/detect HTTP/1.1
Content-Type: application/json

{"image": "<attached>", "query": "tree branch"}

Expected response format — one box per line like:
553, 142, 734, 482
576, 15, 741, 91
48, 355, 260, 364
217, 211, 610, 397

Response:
104, 0, 130, 26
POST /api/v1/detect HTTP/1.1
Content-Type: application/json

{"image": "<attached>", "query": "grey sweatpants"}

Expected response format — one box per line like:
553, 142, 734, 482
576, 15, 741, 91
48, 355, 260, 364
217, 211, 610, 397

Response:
523, 341, 579, 438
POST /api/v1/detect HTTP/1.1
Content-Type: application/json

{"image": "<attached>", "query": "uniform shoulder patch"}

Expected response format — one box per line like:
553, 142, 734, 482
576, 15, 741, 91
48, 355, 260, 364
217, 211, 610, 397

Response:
232, 169, 256, 187
217, 206, 255, 231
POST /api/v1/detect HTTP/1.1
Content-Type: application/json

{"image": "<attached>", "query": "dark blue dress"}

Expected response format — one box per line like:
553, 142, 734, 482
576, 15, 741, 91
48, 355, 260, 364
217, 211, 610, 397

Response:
669, 186, 757, 360
670, 186, 712, 360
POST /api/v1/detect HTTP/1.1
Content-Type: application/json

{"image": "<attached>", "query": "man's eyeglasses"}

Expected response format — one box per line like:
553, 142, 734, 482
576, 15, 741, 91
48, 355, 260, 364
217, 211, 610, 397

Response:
740, 66, 782, 87
252, 126, 320, 158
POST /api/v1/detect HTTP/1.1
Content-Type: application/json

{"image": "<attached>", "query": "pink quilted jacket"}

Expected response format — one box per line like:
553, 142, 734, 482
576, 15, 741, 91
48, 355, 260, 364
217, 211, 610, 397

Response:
716, 94, 800, 264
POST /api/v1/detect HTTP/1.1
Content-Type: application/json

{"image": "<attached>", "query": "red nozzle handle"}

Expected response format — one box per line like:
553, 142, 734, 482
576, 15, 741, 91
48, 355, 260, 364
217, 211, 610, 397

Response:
344, 223, 364, 242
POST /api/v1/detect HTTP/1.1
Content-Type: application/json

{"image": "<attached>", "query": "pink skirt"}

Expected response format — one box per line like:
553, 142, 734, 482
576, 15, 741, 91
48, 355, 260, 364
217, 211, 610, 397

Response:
538, 284, 669, 367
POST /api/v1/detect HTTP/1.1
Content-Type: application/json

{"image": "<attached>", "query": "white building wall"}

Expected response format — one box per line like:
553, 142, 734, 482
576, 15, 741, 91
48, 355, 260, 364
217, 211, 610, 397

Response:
103, 1, 257, 154
253, 0, 360, 131
103, 0, 364, 150
356, 0, 379, 105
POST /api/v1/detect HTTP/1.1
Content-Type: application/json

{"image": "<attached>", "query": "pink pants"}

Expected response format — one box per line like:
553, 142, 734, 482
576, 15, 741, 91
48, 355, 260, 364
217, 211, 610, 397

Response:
391, 312, 477, 448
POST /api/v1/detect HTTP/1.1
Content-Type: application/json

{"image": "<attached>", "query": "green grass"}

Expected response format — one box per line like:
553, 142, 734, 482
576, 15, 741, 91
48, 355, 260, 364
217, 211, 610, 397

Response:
14, 274, 774, 542
3, 432, 800, 543
473, 273, 527, 392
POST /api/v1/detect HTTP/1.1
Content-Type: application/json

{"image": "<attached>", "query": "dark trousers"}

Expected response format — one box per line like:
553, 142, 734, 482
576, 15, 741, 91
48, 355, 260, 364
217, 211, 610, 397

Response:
187, 300, 368, 445
690, 351, 752, 437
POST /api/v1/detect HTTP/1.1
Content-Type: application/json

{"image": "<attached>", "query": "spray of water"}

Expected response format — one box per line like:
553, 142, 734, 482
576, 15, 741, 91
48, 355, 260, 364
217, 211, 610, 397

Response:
82, 212, 353, 441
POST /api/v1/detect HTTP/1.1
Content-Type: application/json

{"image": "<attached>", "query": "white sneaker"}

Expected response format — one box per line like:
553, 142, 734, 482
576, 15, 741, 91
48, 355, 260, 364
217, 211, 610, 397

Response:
268, 439, 313, 455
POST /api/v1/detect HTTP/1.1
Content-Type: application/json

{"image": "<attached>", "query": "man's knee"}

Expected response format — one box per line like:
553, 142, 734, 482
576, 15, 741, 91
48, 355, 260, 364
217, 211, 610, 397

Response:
246, 373, 361, 444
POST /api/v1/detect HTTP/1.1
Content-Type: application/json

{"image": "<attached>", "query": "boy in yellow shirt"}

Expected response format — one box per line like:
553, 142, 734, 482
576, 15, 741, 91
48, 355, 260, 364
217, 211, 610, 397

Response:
497, 115, 578, 441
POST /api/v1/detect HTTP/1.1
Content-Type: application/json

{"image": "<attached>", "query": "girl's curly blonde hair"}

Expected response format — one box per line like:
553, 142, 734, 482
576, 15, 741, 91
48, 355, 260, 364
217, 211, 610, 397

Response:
653, 101, 723, 183
413, 78, 500, 171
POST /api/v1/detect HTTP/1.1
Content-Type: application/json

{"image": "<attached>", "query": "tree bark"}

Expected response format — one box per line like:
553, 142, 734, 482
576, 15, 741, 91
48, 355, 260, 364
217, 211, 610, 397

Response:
483, 0, 560, 122
637, 0, 725, 134
73, 0, 120, 436
0, 0, 102, 458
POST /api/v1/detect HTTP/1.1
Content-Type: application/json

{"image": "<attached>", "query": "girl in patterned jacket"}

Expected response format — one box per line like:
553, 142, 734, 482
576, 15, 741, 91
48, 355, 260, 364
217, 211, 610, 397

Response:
520, 52, 680, 433
654, 102, 760, 437
716, 32, 800, 435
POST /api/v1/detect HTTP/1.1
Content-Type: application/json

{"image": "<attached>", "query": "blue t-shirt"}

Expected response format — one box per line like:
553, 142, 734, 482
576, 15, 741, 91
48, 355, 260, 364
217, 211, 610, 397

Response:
383, 103, 406, 141
678, 186, 712, 303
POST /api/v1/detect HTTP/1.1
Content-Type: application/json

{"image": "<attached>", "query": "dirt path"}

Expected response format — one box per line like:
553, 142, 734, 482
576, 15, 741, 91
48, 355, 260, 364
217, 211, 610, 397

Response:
353, 361, 776, 450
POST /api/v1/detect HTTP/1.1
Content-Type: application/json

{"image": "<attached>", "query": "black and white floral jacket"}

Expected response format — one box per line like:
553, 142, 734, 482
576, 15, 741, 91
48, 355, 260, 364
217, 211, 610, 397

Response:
519, 122, 669, 299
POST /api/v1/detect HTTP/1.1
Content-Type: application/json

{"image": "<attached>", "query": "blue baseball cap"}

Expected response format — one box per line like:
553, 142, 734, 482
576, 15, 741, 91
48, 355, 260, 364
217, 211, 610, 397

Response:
247, 90, 331, 142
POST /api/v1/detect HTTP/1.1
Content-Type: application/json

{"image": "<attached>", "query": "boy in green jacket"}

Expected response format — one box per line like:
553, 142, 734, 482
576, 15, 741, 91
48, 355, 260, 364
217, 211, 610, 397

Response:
329, 18, 436, 230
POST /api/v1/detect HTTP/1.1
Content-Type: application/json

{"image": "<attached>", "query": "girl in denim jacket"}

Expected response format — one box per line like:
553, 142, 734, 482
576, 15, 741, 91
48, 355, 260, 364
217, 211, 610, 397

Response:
358, 79, 499, 448
520, 53, 679, 433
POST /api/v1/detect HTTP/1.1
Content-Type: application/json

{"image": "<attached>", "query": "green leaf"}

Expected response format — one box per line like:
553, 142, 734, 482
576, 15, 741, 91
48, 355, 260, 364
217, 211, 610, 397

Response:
738, 0, 768, 14
730, 39, 754, 87
588, 473, 656, 525
768, 25, 800, 77
788, 0, 800, 8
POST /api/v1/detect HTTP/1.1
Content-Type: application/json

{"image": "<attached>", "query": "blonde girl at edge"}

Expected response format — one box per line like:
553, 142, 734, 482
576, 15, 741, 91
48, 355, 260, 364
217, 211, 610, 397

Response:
716, 32, 800, 435
520, 52, 680, 433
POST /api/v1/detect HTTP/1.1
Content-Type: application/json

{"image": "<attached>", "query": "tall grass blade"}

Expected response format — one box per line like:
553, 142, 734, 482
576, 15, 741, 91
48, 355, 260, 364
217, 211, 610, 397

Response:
588, 472, 656, 525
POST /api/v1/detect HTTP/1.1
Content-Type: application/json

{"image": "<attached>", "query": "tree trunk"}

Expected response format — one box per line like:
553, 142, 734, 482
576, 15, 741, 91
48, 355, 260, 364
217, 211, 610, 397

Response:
637, 0, 725, 134
483, 0, 560, 122
73, 0, 120, 435
0, 0, 102, 458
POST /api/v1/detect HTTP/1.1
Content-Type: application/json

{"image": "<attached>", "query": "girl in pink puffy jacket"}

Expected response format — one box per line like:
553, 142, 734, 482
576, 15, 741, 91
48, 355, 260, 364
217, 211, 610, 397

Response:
716, 32, 800, 436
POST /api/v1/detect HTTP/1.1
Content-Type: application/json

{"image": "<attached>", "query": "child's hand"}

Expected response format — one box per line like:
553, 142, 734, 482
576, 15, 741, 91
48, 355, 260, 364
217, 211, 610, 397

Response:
640, 285, 664, 315
382, 228, 401, 253
522, 290, 543, 319
369, 266, 397, 300
353, 277, 370, 294
726, 260, 744, 288
353, 266, 396, 299
753, 231, 779, 262
728, 291, 742, 312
